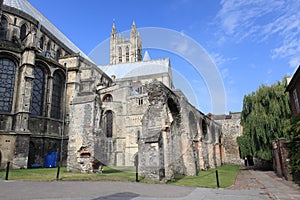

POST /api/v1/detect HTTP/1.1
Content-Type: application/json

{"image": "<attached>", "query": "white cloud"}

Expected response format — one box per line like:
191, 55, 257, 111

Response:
216, 0, 300, 68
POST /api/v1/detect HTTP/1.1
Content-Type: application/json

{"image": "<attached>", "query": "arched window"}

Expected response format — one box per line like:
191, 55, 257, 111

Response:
137, 48, 142, 61
105, 110, 113, 138
30, 66, 45, 116
126, 46, 129, 62
39, 37, 44, 50
50, 71, 64, 119
103, 94, 113, 102
118, 47, 122, 62
20, 24, 27, 41
0, 17, 8, 40
46, 42, 51, 51
0, 58, 16, 112
55, 49, 61, 61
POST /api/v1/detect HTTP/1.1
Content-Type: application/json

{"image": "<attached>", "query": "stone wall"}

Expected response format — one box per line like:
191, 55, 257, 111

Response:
210, 112, 244, 165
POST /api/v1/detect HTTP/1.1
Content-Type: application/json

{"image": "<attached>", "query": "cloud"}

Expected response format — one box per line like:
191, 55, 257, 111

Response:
216, 0, 300, 68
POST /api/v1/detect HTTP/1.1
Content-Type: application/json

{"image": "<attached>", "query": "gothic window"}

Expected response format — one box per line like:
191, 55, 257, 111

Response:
20, 24, 27, 41
103, 94, 113, 102
39, 37, 44, 50
0, 58, 16, 112
0, 17, 8, 40
55, 49, 61, 61
105, 110, 113, 138
118, 47, 122, 62
30, 66, 45, 116
126, 46, 129, 62
50, 71, 64, 119
47, 42, 51, 51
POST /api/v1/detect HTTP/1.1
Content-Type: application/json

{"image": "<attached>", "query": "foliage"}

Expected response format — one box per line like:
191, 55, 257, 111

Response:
288, 114, 300, 173
238, 78, 292, 161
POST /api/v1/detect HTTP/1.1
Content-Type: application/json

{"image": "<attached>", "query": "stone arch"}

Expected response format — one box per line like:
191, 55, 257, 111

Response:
102, 110, 114, 138
201, 118, 208, 141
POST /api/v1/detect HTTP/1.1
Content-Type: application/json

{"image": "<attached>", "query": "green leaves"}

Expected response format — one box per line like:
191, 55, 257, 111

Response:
238, 78, 292, 161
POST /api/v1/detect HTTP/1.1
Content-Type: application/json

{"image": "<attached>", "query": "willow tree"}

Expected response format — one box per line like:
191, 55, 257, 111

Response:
238, 78, 292, 161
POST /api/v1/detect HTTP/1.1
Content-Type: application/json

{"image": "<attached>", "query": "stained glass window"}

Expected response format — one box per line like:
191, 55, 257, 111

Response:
30, 66, 44, 116
0, 58, 16, 112
50, 71, 64, 119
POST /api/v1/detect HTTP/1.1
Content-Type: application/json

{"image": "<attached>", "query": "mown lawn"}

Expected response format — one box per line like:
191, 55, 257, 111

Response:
168, 165, 239, 188
0, 165, 239, 188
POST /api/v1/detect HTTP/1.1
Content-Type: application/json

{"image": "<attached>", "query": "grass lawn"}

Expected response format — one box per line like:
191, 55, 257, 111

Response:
168, 165, 239, 188
0, 165, 239, 188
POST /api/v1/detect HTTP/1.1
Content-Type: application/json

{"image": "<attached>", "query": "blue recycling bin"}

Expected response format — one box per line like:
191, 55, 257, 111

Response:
44, 152, 57, 168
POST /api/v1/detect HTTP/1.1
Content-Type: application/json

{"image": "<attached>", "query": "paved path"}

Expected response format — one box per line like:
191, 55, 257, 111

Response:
0, 169, 299, 200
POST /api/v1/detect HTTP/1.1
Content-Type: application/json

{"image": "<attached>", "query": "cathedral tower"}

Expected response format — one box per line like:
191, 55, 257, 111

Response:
109, 21, 142, 64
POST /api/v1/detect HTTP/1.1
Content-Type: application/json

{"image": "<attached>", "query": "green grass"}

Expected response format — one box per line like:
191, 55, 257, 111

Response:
0, 165, 239, 188
168, 165, 239, 188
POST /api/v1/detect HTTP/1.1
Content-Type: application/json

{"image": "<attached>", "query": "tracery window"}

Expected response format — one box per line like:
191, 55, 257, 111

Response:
0, 58, 16, 112
105, 110, 113, 138
118, 47, 122, 62
20, 24, 27, 41
30, 66, 45, 116
50, 71, 64, 119
0, 17, 8, 40
126, 46, 129, 62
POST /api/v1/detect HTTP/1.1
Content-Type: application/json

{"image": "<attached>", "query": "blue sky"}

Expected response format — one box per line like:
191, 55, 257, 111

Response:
28, 0, 300, 114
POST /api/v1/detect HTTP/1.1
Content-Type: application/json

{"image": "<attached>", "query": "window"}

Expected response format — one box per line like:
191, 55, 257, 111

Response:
46, 42, 51, 51
202, 119, 208, 140
30, 66, 45, 116
55, 50, 61, 61
0, 58, 16, 112
39, 37, 44, 50
0, 17, 8, 40
137, 49, 142, 61
118, 47, 122, 62
293, 89, 300, 113
20, 24, 27, 41
103, 94, 113, 102
126, 46, 129, 62
50, 71, 64, 119
105, 111, 113, 137
138, 98, 143, 106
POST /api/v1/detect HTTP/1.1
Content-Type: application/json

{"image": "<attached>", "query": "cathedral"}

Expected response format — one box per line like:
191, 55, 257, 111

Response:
0, 0, 241, 180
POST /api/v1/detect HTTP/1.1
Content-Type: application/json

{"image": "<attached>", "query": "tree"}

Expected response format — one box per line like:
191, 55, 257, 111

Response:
238, 78, 292, 161
289, 115, 300, 173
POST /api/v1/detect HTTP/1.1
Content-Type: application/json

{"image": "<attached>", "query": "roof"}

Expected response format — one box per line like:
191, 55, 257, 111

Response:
286, 65, 300, 92
99, 58, 170, 80
3, 0, 93, 63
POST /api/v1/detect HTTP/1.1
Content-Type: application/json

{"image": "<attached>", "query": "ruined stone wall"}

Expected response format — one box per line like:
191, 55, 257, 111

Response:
139, 81, 223, 181
212, 112, 244, 165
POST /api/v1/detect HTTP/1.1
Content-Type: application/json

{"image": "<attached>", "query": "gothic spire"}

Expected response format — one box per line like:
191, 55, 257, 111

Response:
111, 20, 116, 34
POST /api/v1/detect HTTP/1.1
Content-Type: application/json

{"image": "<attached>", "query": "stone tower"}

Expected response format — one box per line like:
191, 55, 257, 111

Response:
110, 21, 142, 64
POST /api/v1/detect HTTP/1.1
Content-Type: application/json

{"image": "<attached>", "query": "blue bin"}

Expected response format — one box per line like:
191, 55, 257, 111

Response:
44, 152, 57, 168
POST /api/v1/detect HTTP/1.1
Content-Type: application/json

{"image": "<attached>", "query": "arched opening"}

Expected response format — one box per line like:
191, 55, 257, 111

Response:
20, 24, 27, 41
202, 119, 208, 140
189, 111, 199, 172
0, 58, 16, 112
50, 71, 65, 119
30, 66, 45, 116
0, 17, 8, 40
103, 94, 113, 102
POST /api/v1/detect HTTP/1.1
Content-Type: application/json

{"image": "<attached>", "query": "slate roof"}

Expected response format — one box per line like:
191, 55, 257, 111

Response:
99, 58, 170, 80
3, 0, 93, 63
